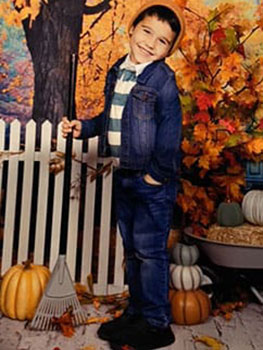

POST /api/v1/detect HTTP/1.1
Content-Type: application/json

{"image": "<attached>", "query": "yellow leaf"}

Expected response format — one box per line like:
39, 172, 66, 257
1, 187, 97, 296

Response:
85, 316, 110, 325
75, 282, 87, 295
194, 335, 224, 350
19, 7, 31, 21
245, 138, 263, 154
219, 53, 243, 82
198, 155, 210, 169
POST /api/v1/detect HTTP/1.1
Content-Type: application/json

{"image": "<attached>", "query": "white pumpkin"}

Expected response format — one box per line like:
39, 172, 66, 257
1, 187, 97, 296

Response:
169, 264, 203, 291
242, 190, 263, 225
172, 243, 199, 266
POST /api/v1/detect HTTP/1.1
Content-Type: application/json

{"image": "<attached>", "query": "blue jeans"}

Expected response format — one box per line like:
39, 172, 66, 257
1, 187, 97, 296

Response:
114, 170, 177, 328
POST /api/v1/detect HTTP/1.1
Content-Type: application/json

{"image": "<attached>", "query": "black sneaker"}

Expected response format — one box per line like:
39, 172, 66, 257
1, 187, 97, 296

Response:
97, 311, 142, 341
109, 319, 175, 350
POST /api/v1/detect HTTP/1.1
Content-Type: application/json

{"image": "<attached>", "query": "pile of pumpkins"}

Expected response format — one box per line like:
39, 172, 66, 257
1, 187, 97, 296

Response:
217, 189, 263, 227
0, 260, 50, 320
169, 243, 211, 325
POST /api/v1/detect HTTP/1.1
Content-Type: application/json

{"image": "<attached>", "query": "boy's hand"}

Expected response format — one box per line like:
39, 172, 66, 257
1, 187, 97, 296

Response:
61, 117, 82, 138
143, 173, 162, 186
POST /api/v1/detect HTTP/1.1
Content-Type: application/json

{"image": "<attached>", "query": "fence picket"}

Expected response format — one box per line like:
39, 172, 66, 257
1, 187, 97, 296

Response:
109, 226, 125, 294
96, 160, 113, 295
17, 120, 36, 263
81, 137, 98, 285
34, 121, 52, 265
1, 120, 21, 274
66, 136, 83, 279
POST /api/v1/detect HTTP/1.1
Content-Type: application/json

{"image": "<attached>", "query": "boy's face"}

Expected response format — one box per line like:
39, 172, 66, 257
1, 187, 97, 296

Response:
129, 15, 176, 64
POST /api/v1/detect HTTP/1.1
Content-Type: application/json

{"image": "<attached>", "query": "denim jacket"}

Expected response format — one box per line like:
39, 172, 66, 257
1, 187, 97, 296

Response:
80, 55, 182, 183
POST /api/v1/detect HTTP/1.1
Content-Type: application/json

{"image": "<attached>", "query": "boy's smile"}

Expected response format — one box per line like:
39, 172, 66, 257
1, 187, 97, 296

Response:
129, 15, 176, 64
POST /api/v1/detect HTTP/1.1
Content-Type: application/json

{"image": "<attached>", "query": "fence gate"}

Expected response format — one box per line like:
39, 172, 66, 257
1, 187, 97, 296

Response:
0, 120, 125, 295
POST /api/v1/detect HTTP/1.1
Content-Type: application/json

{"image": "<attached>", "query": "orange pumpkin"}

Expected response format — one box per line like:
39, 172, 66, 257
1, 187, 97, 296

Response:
0, 260, 50, 320
169, 289, 211, 325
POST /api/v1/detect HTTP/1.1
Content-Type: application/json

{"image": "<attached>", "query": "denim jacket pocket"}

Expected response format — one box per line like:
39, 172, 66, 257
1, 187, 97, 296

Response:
132, 88, 157, 120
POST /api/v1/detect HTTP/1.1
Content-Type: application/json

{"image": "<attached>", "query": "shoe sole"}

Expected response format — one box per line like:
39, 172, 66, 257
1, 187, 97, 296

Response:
110, 339, 174, 350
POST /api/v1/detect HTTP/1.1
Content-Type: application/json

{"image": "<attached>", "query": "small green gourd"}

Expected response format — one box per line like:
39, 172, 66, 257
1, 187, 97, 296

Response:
217, 201, 244, 227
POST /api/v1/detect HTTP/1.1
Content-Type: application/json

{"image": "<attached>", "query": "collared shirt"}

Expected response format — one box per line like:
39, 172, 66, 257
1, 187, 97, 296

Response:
119, 55, 153, 77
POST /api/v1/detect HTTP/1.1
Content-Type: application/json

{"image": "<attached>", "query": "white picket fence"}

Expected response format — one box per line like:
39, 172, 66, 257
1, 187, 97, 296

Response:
0, 119, 125, 295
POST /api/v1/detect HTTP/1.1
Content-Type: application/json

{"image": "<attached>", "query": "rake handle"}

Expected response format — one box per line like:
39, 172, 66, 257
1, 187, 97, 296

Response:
60, 53, 78, 254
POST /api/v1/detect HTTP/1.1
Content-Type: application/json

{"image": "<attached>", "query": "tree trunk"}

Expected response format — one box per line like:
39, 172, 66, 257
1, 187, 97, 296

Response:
21, 0, 85, 137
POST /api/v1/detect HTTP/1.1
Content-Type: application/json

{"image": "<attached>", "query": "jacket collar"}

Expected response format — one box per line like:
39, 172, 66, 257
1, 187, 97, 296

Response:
112, 55, 164, 84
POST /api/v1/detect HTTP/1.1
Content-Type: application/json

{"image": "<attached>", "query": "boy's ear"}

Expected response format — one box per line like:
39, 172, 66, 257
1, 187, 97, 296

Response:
128, 26, 134, 37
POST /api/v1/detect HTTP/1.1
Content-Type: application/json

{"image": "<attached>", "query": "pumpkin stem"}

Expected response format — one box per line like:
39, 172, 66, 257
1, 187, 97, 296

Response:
22, 260, 32, 269
225, 185, 231, 202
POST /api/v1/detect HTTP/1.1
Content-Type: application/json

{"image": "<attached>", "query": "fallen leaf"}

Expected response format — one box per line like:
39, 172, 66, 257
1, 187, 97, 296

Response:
194, 335, 224, 350
80, 346, 96, 350
93, 298, 101, 310
85, 316, 110, 324
51, 308, 75, 338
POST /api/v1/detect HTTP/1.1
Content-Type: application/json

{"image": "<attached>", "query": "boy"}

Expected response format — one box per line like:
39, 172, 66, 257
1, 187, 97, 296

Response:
62, 1, 185, 349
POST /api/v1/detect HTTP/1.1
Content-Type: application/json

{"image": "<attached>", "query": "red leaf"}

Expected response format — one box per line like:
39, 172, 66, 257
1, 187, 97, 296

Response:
194, 111, 210, 123
223, 151, 237, 167
212, 28, 226, 44
219, 119, 236, 133
258, 119, 263, 130
194, 91, 214, 111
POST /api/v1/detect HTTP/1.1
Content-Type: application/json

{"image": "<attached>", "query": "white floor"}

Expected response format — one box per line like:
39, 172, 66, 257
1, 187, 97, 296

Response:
0, 303, 263, 350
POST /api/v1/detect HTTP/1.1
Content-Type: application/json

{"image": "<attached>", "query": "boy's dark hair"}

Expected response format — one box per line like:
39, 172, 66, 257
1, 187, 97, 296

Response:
132, 5, 181, 40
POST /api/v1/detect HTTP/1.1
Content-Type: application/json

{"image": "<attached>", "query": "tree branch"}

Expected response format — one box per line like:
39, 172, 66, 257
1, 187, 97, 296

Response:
185, 7, 207, 23
80, 0, 112, 39
83, 0, 111, 15
240, 26, 260, 46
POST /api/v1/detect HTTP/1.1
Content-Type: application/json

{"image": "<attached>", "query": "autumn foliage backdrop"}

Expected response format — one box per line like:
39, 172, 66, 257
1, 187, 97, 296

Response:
0, 0, 263, 234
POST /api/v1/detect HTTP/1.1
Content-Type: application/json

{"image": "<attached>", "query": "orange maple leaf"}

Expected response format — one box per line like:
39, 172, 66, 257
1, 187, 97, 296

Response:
203, 140, 223, 158
198, 155, 210, 169
175, 60, 199, 90
245, 138, 263, 155
256, 3, 263, 30
181, 179, 197, 197
236, 89, 257, 108
181, 138, 200, 155
220, 53, 243, 82
183, 156, 197, 168
52, 308, 75, 338
194, 124, 207, 142
176, 193, 197, 213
